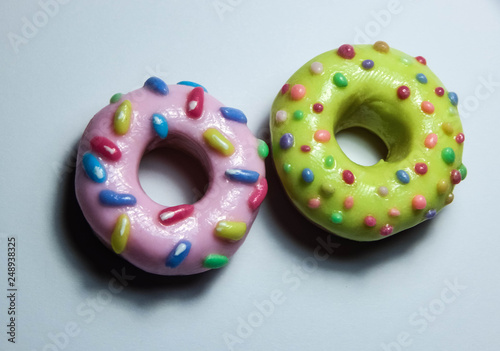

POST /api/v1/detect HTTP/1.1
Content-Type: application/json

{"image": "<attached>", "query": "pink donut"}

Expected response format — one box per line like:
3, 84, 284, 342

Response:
75, 77, 268, 275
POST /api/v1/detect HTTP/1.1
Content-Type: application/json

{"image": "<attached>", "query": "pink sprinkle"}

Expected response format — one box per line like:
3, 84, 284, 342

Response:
337, 44, 355, 59
364, 216, 376, 227
421, 101, 435, 114
301, 145, 311, 152
313, 103, 324, 113
415, 56, 427, 65
414, 163, 428, 175
344, 196, 354, 209
424, 133, 438, 148
281, 84, 290, 94
455, 133, 465, 144
314, 130, 331, 143
90, 136, 122, 161
435, 87, 445, 96
248, 178, 268, 211
388, 208, 400, 217
159, 204, 194, 226
380, 224, 394, 236
412, 195, 427, 210
308, 198, 321, 209
342, 170, 355, 184
186, 87, 204, 119
290, 84, 306, 100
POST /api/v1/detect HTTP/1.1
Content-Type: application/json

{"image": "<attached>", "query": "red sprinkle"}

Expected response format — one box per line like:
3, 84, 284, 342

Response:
455, 133, 465, 144
281, 84, 290, 94
397, 86, 410, 100
414, 163, 428, 175
186, 87, 204, 118
435, 87, 445, 96
90, 136, 122, 161
248, 178, 268, 211
159, 205, 194, 226
337, 44, 355, 59
415, 56, 427, 65
342, 170, 355, 184
313, 103, 324, 113
450, 170, 461, 185
380, 224, 394, 236
364, 216, 376, 227
301, 145, 311, 152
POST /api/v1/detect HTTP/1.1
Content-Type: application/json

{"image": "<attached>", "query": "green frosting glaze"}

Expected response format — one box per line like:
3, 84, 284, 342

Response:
270, 43, 465, 241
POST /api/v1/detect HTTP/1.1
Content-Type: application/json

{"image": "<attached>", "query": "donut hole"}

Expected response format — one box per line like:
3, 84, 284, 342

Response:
138, 141, 209, 206
336, 127, 388, 166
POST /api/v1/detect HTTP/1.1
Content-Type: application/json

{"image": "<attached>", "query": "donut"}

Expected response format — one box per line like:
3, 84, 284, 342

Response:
270, 42, 466, 241
75, 77, 268, 275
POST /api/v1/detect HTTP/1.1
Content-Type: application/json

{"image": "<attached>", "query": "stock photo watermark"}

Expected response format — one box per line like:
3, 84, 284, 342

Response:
0, 233, 18, 345
212, 0, 243, 22
457, 74, 499, 120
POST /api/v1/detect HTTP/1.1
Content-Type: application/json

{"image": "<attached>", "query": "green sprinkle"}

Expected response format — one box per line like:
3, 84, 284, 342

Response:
283, 163, 292, 174
110, 93, 122, 103
203, 254, 229, 269
333, 73, 348, 87
458, 164, 467, 180
400, 56, 413, 65
441, 147, 456, 164
324, 155, 334, 168
331, 212, 343, 224
257, 139, 269, 159
293, 110, 304, 120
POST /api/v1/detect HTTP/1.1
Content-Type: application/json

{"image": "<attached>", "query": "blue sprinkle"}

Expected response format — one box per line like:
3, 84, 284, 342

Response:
165, 240, 192, 268
177, 81, 208, 93
396, 170, 410, 184
225, 169, 260, 183
362, 59, 374, 70
152, 113, 168, 139
144, 77, 169, 95
82, 153, 106, 183
280, 133, 294, 150
425, 209, 437, 219
302, 168, 314, 183
448, 92, 458, 106
99, 190, 136, 206
416, 73, 428, 84
220, 107, 247, 124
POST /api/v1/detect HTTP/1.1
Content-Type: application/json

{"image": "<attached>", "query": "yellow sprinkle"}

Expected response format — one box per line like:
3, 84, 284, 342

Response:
114, 100, 132, 135
203, 128, 235, 156
111, 214, 130, 254
215, 221, 247, 241
436, 179, 449, 194
441, 122, 453, 135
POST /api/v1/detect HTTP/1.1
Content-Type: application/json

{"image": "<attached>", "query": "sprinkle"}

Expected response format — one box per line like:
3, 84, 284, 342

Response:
293, 110, 304, 120
186, 87, 204, 118
165, 240, 191, 268
82, 152, 106, 183
337, 44, 355, 59
424, 133, 438, 148
248, 178, 268, 210
342, 170, 355, 184
290, 84, 306, 100
415, 56, 427, 65
330, 212, 343, 224
412, 195, 427, 210
378, 186, 388, 197
455, 133, 465, 144
396, 170, 410, 184
344, 196, 354, 209
314, 130, 331, 143
203, 254, 229, 269
400, 56, 413, 65
388, 208, 400, 217
144, 77, 169, 95
373, 41, 389, 53
110, 93, 122, 103
321, 183, 335, 196
281, 84, 290, 94
380, 224, 393, 236
283, 163, 292, 173
445, 193, 454, 205
324, 155, 334, 168
90, 136, 122, 161
448, 92, 458, 106
437, 179, 449, 194
397, 86, 411, 100
220, 107, 247, 124
362, 60, 374, 70
177, 81, 207, 92
301, 145, 311, 152
313, 103, 324, 113
113, 100, 132, 135
99, 190, 136, 206
310, 62, 324, 74
111, 214, 130, 254
425, 209, 437, 219
450, 170, 461, 184
458, 164, 467, 180
416, 73, 428, 84
441, 147, 455, 164
302, 168, 314, 183
275, 110, 287, 123
441, 122, 453, 135
308, 198, 321, 209
435, 87, 445, 96
421, 101, 435, 114
279, 133, 294, 149
257, 140, 269, 159
333, 73, 348, 87
152, 113, 168, 139
203, 128, 235, 156
225, 169, 260, 184
159, 205, 195, 226
414, 163, 428, 175
364, 216, 376, 227
215, 221, 247, 241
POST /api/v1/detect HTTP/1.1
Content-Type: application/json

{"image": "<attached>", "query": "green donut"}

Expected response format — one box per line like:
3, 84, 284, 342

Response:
270, 42, 466, 241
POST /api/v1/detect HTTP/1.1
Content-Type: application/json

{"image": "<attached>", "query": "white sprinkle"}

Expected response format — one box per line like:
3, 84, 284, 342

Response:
275, 110, 287, 123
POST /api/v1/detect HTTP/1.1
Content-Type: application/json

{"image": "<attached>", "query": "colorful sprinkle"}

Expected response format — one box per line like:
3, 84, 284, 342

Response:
302, 168, 314, 183
152, 113, 168, 139
225, 169, 260, 184
330, 212, 343, 224
396, 170, 410, 184
159, 205, 195, 226
310, 62, 324, 74
215, 221, 247, 241
279, 133, 294, 150
248, 178, 268, 210
111, 214, 130, 254
388, 208, 400, 217
425, 209, 436, 219
110, 93, 122, 103
113, 100, 132, 135
424, 133, 438, 148
220, 107, 247, 124
291, 84, 306, 100
415, 56, 427, 65
281, 84, 290, 94
458, 164, 467, 180
257, 140, 269, 159
177, 81, 207, 92
321, 183, 335, 196
333, 73, 348, 87
400, 55, 413, 65
362, 60, 374, 70
448, 92, 458, 106
283, 163, 292, 173
414, 163, 428, 175
203, 254, 229, 269
435, 87, 445, 97
275, 110, 288, 123
313, 103, 324, 113
344, 196, 354, 209
186, 87, 204, 118
99, 190, 136, 207
342, 170, 355, 184
455, 133, 465, 144
293, 110, 304, 120
82, 152, 106, 183
378, 186, 388, 197
364, 216, 376, 227
203, 128, 235, 156
397, 86, 411, 100
416, 73, 428, 84
314, 130, 331, 143
308, 198, 321, 209
441, 122, 453, 135
450, 170, 461, 184
324, 155, 334, 168
165, 240, 191, 268
441, 147, 455, 164
421, 101, 435, 114
380, 224, 393, 236
301, 145, 311, 152
373, 41, 389, 53
90, 136, 122, 161
437, 179, 449, 194
412, 195, 427, 210
337, 44, 355, 59
144, 77, 169, 95
445, 193, 454, 205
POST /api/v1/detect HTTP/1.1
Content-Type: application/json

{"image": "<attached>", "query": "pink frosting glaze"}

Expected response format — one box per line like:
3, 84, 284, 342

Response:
75, 79, 267, 275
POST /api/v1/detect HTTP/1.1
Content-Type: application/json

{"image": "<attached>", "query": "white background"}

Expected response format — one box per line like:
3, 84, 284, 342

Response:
1, 0, 499, 350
